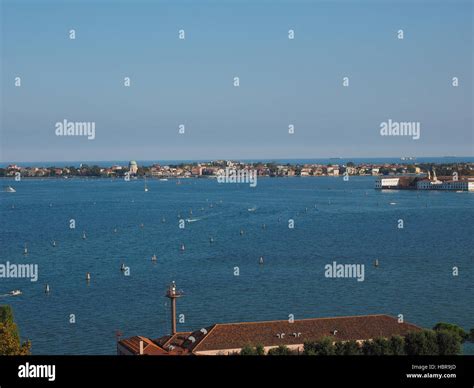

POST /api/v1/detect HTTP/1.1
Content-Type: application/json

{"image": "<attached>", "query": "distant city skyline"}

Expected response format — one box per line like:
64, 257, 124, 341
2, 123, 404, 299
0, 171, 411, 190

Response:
2, 156, 474, 169
1, 0, 473, 162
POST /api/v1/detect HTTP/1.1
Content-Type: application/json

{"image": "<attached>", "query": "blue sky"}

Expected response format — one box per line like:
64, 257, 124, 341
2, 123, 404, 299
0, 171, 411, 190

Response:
1, 0, 472, 162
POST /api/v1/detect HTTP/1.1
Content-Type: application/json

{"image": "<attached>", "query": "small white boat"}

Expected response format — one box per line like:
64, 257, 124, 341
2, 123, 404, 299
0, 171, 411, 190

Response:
151, 254, 157, 262
9, 290, 22, 296
144, 176, 149, 192
82, 231, 87, 240
248, 207, 257, 212
159, 178, 168, 181
86, 272, 91, 281
45, 284, 50, 293
23, 244, 28, 255
389, 202, 397, 205
259, 256, 264, 265
4, 186, 16, 193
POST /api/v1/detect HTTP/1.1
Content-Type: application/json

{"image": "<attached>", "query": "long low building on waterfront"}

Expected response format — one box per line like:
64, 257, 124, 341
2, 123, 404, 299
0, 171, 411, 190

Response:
415, 178, 474, 191
117, 283, 421, 355
375, 171, 474, 191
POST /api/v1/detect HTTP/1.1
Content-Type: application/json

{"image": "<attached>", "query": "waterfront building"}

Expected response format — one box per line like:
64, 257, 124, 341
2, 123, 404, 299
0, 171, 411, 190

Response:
375, 177, 401, 189
129, 161, 138, 175
300, 168, 312, 176
416, 178, 474, 191
375, 173, 474, 191
191, 165, 203, 176
345, 166, 357, 175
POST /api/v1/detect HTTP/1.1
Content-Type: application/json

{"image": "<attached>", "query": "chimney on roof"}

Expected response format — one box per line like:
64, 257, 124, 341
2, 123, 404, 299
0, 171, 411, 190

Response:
165, 281, 183, 335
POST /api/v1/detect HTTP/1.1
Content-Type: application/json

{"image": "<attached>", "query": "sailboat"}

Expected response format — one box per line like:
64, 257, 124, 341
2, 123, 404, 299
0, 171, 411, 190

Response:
4, 186, 16, 193
259, 256, 264, 265
144, 176, 149, 192
82, 231, 87, 240
23, 244, 28, 255
151, 254, 157, 262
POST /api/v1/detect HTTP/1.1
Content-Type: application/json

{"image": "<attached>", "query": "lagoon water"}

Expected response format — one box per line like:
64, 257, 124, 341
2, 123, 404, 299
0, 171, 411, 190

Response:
0, 177, 473, 354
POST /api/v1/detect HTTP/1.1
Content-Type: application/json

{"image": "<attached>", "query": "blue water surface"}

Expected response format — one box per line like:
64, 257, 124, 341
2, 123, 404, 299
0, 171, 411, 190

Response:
0, 176, 473, 354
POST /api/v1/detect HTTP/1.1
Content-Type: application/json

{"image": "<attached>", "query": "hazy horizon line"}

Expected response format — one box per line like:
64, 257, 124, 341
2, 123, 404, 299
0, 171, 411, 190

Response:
2, 155, 473, 165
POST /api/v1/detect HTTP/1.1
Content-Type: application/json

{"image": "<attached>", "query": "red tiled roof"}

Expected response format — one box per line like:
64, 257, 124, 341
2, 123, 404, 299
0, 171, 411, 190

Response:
119, 336, 169, 355
191, 314, 421, 352
118, 314, 422, 355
